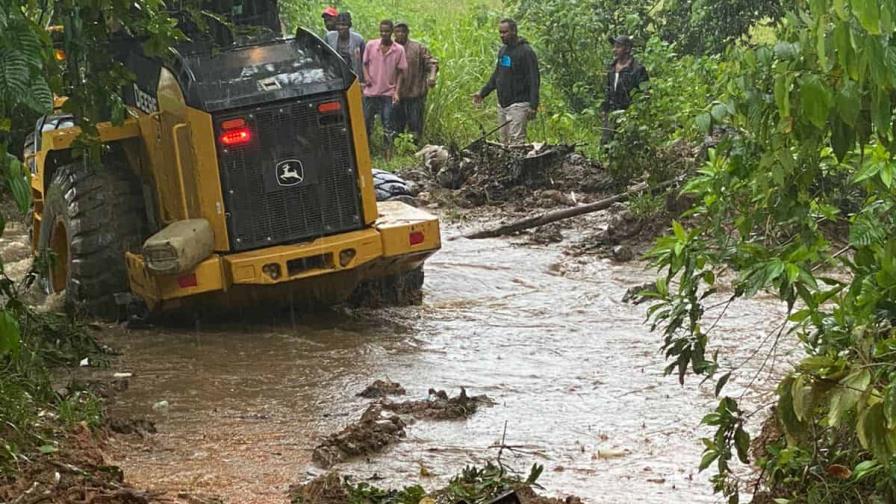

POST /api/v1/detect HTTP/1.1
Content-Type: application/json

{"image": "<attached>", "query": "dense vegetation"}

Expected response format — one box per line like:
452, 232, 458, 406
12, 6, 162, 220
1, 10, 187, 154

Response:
3, 0, 896, 502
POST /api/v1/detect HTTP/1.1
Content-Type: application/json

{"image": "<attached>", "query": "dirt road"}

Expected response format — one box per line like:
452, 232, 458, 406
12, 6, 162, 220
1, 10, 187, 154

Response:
94, 225, 793, 503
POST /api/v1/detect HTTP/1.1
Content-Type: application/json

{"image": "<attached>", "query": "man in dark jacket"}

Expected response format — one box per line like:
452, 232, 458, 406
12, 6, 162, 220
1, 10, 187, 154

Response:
472, 18, 540, 145
602, 35, 649, 144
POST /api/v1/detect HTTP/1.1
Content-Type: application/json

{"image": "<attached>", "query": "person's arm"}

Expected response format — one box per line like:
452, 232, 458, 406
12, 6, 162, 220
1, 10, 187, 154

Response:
476, 62, 499, 100
602, 67, 612, 112
423, 46, 438, 86
362, 43, 372, 85
394, 47, 409, 103
527, 46, 540, 112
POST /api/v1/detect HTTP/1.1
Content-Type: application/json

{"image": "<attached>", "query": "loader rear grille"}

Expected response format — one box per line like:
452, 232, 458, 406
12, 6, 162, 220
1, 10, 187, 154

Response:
215, 95, 362, 251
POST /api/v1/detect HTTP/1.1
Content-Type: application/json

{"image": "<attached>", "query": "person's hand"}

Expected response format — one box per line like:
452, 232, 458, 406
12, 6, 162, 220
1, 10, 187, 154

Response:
393, 94, 400, 105
527, 107, 538, 119
427, 77, 437, 88
472, 93, 483, 106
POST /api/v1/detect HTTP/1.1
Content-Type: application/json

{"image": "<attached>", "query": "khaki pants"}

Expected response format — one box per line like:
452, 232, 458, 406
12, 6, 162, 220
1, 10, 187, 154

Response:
498, 102, 530, 145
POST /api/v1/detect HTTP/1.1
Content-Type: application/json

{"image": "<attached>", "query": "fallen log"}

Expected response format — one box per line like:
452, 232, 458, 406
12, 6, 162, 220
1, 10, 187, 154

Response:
462, 179, 678, 240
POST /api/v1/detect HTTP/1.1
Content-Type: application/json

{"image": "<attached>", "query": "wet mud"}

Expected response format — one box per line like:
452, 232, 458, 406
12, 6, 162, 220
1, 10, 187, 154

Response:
312, 405, 407, 469
312, 386, 492, 468
357, 379, 407, 399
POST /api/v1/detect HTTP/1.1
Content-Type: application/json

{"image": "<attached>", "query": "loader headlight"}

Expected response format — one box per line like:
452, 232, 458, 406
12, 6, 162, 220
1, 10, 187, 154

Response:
262, 263, 282, 280
339, 249, 356, 267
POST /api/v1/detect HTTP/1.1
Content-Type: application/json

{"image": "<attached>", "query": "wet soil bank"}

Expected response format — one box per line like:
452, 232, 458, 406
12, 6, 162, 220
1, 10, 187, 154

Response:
88, 224, 794, 503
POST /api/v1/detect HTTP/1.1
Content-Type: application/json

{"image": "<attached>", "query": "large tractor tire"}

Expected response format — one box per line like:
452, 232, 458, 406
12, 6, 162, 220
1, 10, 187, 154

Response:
37, 161, 146, 319
349, 266, 425, 307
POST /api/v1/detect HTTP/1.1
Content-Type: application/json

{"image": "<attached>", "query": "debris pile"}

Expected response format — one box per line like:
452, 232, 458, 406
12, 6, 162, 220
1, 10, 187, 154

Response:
381, 387, 495, 420
312, 383, 495, 469
357, 378, 407, 399
408, 143, 614, 209
290, 463, 584, 504
312, 406, 407, 468
0, 423, 156, 504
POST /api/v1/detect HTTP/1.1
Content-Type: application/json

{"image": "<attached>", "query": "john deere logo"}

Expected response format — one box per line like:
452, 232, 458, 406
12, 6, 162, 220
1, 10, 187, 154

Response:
276, 159, 304, 187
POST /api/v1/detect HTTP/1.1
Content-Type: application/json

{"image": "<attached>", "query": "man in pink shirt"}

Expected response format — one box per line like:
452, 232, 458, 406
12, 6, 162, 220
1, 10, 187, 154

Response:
363, 20, 408, 160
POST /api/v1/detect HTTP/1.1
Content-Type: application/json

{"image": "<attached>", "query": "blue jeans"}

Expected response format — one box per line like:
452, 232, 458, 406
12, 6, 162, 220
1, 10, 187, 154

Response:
363, 95, 396, 149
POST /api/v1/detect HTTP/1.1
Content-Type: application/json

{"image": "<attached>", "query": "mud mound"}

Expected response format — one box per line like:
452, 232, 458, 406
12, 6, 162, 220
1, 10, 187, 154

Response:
516, 486, 586, 504
0, 423, 156, 503
106, 417, 157, 436
568, 203, 670, 262
381, 387, 494, 420
409, 143, 614, 209
288, 472, 349, 504
358, 379, 407, 398
288, 472, 584, 504
312, 406, 406, 468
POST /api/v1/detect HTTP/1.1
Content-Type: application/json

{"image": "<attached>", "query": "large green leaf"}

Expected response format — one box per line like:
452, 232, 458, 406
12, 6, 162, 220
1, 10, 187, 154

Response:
857, 402, 894, 462
6, 156, 32, 215
828, 369, 871, 427
22, 75, 53, 115
851, 0, 881, 34
0, 309, 21, 357
830, 115, 855, 162
799, 75, 832, 129
0, 48, 30, 99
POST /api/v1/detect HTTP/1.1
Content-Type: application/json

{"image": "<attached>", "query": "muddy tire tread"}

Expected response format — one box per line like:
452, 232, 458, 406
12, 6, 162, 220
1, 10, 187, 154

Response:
39, 161, 146, 319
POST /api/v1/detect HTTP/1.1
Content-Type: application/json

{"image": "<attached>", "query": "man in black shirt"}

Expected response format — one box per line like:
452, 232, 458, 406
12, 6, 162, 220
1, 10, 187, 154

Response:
602, 35, 649, 144
472, 18, 540, 145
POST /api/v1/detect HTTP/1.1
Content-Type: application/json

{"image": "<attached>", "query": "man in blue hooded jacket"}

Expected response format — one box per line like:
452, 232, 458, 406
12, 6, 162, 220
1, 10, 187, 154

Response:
472, 18, 540, 145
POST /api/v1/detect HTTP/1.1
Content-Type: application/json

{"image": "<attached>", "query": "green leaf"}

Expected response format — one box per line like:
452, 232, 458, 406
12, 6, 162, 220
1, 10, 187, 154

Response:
853, 460, 881, 480
696, 112, 712, 133
7, 157, 32, 215
799, 75, 832, 129
698, 449, 719, 471
830, 115, 855, 162
857, 402, 893, 461
38, 444, 58, 454
715, 372, 731, 397
672, 220, 687, 242
885, 384, 896, 429
851, 0, 882, 34
828, 369, 871, 427
0, 48, 30, 97
792, 375, 817, 421
734, 427, 750, 464
0, 309, 21, 357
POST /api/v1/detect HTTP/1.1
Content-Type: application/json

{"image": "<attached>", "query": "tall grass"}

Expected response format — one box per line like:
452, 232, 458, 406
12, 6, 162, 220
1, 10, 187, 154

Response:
281, 0, 597, 160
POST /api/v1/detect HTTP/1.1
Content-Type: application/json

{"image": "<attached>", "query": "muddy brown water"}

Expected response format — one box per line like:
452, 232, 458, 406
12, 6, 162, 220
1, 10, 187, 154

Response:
81, 226, 794, 504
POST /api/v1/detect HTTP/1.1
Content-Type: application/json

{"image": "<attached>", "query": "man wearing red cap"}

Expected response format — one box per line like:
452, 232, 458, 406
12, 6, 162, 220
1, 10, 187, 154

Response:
322, 6, 339, 33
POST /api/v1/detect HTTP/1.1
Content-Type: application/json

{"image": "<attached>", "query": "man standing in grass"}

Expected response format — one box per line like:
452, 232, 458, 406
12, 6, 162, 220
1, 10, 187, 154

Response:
325, 13, 365, 83
363, 20, 408, 160
602, 35, 649, 144
393, 22, 438, 143
472, 18, 540, 145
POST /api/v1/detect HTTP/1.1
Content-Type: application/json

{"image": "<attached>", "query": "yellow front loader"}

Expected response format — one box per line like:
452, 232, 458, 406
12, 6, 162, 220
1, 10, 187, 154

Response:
24, 5, 440, 318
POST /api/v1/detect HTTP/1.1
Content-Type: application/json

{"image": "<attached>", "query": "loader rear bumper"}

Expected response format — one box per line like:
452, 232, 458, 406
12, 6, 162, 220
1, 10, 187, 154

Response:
126, 201, 441, 309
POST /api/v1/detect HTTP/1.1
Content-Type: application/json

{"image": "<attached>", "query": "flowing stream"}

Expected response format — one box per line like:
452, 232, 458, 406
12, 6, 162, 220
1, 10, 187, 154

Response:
84, 226, 795, 503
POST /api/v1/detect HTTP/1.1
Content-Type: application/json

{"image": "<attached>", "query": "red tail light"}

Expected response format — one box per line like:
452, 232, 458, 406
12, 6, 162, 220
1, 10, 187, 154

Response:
409, 231, 425, 246
177, 273, 198, 288
219, 127, 251, 146
318, 101, 342, 113
221, 118, 246, 129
